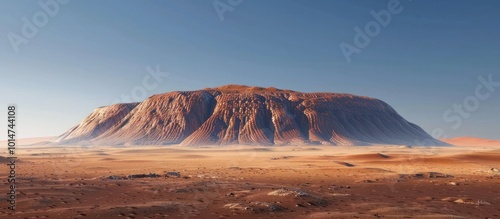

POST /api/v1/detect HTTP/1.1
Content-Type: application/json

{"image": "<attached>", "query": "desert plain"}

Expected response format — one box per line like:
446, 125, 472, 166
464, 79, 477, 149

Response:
1, 138, 499, 219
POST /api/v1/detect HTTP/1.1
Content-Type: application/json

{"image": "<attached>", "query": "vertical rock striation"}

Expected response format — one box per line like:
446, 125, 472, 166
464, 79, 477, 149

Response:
53, 85, 449, 146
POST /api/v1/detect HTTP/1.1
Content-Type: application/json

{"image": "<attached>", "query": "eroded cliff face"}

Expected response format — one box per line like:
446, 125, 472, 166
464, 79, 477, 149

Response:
53, 103, 139, 144
53, 85, 448, 146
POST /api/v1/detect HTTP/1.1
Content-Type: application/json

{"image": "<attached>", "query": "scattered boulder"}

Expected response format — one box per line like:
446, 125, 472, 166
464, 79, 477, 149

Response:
106, 175, 124, 180
165, 171, 181, 178
224, 202, 285, 212
377, 153, 390, 158
441, 197, 455, 202
475, 200, 491, 206
126, 173, 160, 179
448, 182, 458, 186
329, 185, 351, 190
330, 193, 351, 197
304, 199, 328, 207
453, 198, 476, 205
196, 174, 218, 179
0, 156, 10, 163
270, 156, 291, 160
449, 198, 490, 205
427, 172, 453, 178
267, 188, 329, 208
491, 168, 499, 172
356, 179, 376, 183
399, 172, 453, 180
382, 178, 402, 183
224, 203, 249, 210
454, 199, 465, 204
335, 161, 355, 167
268, 188, 309, 197
417, 196, 435, 201
250, 202, 286, 212
413, 173, 425, 178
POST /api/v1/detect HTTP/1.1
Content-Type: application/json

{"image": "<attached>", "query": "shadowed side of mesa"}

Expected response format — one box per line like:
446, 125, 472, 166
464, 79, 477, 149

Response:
52, 85, 449, 146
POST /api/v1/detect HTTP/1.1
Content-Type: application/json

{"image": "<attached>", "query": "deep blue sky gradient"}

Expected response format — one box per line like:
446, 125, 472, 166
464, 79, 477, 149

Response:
0, 0, 499, 140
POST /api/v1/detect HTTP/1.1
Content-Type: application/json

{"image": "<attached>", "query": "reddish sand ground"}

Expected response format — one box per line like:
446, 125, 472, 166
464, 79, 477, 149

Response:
1, 143, 499, 218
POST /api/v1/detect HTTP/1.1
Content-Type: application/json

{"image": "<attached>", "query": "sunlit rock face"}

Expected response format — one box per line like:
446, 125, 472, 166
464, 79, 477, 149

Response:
54, 85, 448, 146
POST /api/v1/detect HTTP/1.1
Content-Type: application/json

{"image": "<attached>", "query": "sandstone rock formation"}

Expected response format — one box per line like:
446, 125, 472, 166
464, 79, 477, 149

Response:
53, 85, 448, 146
53, 103, 138, 144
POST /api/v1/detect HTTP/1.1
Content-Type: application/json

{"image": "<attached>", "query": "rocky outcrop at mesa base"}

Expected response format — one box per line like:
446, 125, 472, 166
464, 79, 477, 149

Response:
53, 85, 449, 146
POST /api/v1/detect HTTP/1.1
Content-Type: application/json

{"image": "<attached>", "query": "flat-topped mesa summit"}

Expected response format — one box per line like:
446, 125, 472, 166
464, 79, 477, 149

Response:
54, 85, 449, 146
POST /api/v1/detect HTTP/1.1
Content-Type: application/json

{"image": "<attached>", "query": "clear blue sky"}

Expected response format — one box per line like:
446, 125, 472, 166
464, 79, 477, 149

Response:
1, 0, 499, 140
